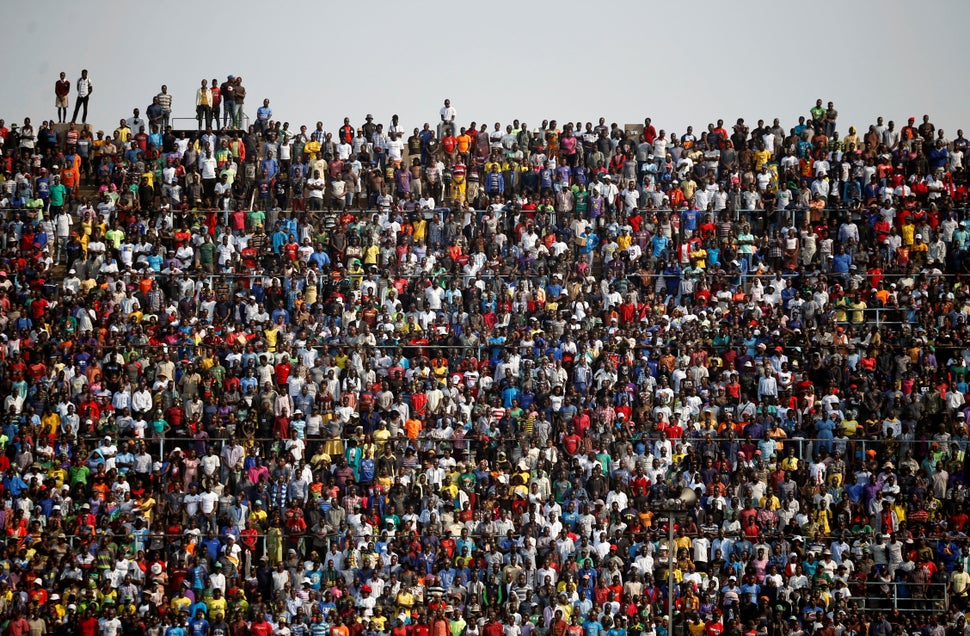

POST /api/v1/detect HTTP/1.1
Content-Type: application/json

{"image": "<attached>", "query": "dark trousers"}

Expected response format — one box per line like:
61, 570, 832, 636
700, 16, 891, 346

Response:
71, 96, 89, 123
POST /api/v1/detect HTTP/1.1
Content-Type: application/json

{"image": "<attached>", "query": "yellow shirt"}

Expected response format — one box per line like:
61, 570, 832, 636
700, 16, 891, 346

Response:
760, 494, 781, 511
373, 428, 391, 451
264, 326, 279, 352
41, 412, 60, 437
412, 219, 427, 242
901, 224, 915, 246
171, 595, 192, 613
249, 509, 268, 528
208, 596, 228, 618
139, 496, 157, 524
47, 468, 68, 490
754, 150, 771, 171
690, 249, 707, 268
681, 180, 696, 201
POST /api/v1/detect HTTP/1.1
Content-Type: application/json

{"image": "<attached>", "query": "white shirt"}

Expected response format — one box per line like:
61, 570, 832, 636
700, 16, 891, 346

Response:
307, 177, 325, 199
201, 157, 217, 180
184, 492, 202, 516
77, 77, 92, 97
200, 490, 219, 514
387, 138, 405, 161
622, 188, 640, 209
99, 617, 122, 636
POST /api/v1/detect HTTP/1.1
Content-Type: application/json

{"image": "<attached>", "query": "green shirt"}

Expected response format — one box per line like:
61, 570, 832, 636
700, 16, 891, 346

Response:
200, 242, 216, 264
70, 464, 90, 485
105, 228, 125, 249
737, 233, 756, 255
50, 183, 66, 207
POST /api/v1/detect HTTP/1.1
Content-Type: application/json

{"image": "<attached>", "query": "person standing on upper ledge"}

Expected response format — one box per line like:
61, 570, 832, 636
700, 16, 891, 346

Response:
156, 84, 173, 130
71, 69, 92, 124
55, 72, 70, 123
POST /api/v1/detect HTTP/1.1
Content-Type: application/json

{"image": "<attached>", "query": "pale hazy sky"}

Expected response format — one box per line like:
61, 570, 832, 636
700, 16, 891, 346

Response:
4, 0, 969, 138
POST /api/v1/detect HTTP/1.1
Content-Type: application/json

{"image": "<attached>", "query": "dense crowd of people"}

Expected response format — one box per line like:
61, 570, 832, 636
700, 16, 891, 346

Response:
0, 76, 968, 636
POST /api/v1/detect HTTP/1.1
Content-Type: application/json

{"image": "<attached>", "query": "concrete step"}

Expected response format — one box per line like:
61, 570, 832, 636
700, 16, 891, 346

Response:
51, 123, 94, 136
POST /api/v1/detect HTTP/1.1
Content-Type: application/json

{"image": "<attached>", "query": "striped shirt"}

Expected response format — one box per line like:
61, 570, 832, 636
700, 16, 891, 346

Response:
156, 92, 173, 111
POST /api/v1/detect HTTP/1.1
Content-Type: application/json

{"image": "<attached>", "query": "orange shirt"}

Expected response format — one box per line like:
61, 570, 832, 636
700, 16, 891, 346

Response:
405, 418, 422, 440
457, 134, 472, 153
62, 155, 81, 188
91, 481, 109, 500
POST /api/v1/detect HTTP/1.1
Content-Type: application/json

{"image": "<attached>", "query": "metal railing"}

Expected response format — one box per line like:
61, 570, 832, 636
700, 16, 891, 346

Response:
848, 580, 949, 612
170, 113, 251, 132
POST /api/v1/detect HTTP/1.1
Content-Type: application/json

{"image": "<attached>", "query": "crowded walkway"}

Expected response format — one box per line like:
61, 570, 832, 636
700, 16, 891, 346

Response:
0, 78, 967, 636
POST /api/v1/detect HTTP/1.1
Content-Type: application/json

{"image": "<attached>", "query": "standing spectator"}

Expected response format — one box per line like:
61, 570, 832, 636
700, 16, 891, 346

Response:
54, 71, 70, 123
438, 98, 456, 138
220, 75, 235, 128
196, 79, 213, 131
210, 77, 222, 129
71, 69, 92, 124
231, 76, 246, 129
255, 99, 272, 135
155, 84, 173, 129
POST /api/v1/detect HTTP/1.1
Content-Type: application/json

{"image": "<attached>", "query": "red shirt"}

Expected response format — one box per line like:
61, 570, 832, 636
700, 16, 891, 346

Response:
251, 620, 273, 636
78, 617, 99, 636
563, 434, 582, 456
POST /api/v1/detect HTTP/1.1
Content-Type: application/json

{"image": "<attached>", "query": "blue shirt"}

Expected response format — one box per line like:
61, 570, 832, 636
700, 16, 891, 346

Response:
189, 618, 210, 636
681, 209, 698, 232
832, 252, 852, 273
310, 250, 331, 269
584, 620, 604, 636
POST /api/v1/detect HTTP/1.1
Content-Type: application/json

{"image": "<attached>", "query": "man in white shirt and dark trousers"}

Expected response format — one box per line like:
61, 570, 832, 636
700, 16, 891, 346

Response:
72, 69, 92, 124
